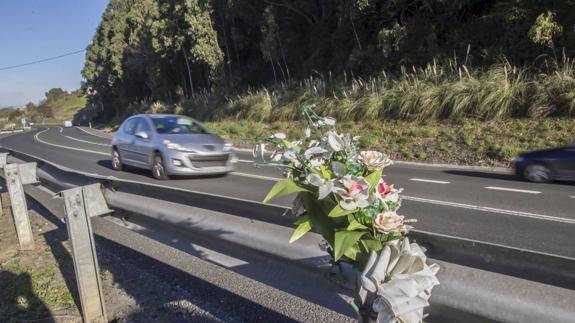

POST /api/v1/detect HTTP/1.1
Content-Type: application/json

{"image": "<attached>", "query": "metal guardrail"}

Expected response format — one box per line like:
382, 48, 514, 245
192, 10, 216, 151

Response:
4, 147, 575, 322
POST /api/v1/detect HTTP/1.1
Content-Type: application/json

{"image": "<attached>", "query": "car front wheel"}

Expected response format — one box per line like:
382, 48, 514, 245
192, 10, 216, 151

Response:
523, 163, 552, 183
152, 153, 170, 180
111, 149, 123, 171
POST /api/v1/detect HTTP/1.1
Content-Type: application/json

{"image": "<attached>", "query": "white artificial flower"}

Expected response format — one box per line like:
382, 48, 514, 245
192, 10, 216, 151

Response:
304, 146, 328, 159
323, 117, 336, 126
310, 158, 324, 168
283, 148, 297, 162
326, 131, 344, 152
358, 150, 393, 171
307, 173, 335, 199
331, 161, 345, 177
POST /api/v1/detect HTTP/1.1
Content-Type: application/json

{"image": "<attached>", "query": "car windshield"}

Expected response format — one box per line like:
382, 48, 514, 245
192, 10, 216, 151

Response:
150, 116, 208, 135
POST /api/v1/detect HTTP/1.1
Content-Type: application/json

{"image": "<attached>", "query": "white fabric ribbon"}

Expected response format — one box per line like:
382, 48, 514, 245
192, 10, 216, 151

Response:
358, 238, 440, 323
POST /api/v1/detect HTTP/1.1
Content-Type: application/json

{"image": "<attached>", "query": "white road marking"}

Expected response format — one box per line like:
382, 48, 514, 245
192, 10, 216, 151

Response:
238, 159, 253, 163
65, 135, 111, 147
34, 128, 109, 156
409, 178, 450, 184
230, 172, 282, 181
403, 196, 575, 224
485, 186, 541, 194
570, 196, 575, 199
75, 126, 113, 139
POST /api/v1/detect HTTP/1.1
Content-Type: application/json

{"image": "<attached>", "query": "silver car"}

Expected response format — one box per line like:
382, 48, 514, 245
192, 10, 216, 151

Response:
111, 114, 236, 179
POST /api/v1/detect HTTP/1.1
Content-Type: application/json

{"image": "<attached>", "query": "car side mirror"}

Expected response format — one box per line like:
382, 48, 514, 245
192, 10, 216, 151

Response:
135, 131, 149, 140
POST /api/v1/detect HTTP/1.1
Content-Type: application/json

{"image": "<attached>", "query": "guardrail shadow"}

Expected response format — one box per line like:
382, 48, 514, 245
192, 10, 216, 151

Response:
24, 186, 305, 322
94, 231, 322, 322
112, 211, 355, 317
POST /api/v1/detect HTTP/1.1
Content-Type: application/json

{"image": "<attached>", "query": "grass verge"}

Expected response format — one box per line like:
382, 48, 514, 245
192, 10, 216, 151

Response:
207, 118, 575, 167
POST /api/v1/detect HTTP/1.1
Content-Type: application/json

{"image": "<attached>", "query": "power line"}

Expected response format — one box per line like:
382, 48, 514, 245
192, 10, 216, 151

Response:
0, 49, 86, 71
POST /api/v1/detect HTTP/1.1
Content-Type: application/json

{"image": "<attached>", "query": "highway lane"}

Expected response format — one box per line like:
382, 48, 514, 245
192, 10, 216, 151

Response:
62, 126, 575, 220
2, 126, 575, 257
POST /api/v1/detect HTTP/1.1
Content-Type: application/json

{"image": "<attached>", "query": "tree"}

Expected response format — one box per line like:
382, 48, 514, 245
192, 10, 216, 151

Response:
44, 88, 68, 103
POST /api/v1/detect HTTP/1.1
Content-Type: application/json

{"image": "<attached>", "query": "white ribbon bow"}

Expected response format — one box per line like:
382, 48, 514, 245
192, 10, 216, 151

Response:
358, 238, 440, 323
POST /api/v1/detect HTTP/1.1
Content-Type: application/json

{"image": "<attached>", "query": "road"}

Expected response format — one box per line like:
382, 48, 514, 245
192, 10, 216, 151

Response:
2, 126, 575, 258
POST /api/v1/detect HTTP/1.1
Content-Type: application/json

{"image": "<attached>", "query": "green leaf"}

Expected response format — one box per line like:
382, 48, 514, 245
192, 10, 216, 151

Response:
319, 165, 333, 180
263, 179, 309, 204
302, 193, 336, 246
334, 230, 366, 261
360, 239, 383, 253
365, 170, 382, 193
289, 215, 312, 243
343, 242, 361, 261
347, 219, 368, 230
328, 204, 356, 218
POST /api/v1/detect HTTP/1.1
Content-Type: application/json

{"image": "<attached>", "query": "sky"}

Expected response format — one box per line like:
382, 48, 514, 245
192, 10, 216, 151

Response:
0, 0, 108, 107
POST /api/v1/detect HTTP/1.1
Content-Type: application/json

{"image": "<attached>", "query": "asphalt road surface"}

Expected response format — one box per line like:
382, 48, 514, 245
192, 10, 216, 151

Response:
2, 126, 575, 258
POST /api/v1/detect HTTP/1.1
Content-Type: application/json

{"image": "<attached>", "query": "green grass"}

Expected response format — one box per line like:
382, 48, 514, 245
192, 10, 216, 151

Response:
207, 118, 575, 167
0, 260, 75, 322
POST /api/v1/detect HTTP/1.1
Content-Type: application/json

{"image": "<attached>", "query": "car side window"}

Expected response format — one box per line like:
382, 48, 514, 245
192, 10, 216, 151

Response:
123, 118, 137, 135
135, 118, 152, 135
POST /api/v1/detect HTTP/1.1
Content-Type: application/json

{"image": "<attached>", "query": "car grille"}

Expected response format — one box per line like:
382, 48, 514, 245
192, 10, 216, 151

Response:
189, 154, 230, 168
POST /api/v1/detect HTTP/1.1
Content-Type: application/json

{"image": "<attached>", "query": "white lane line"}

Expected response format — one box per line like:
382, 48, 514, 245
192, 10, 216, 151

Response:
238, 159, 253, 163
485, 186, 541, 194
409, 178, 450, 184
230, 172, 575, 224
403, 196, 575, 224
230, 172, 281, 181
65, 135, 111, 147
75, 126, 113, 139
34, 128, 109, 156
570, 196, 575, 199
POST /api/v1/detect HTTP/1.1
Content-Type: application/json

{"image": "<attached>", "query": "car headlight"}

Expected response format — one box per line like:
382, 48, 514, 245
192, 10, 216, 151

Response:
223, 141, 233, 151
162, 140, 194, 152
513, 156, 525, 163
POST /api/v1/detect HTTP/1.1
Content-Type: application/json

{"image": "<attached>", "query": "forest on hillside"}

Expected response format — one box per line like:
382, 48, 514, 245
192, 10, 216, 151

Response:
82, 0, 575, 121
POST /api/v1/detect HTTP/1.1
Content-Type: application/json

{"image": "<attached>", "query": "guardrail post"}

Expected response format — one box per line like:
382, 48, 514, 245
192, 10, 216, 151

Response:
61, 184, 111, 323
4, 163, 35, 250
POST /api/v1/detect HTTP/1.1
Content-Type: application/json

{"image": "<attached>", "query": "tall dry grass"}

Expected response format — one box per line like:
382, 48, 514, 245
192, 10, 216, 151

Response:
135, 56, 575, 123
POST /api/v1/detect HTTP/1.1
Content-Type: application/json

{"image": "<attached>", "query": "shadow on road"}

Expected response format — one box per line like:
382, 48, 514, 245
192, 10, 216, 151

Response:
443, 169, 519, 181
96, 159, 228, 180
444, 169, 575, 186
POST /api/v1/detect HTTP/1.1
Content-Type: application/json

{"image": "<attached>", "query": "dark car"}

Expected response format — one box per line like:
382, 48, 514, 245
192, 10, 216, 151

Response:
514, 142, 575, 183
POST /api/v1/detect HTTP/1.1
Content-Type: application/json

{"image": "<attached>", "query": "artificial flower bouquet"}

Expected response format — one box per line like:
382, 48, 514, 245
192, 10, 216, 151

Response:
256, 106, 439, 323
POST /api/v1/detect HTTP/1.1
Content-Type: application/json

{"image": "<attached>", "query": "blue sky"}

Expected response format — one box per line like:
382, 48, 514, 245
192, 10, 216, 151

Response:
0, 0, 108, 107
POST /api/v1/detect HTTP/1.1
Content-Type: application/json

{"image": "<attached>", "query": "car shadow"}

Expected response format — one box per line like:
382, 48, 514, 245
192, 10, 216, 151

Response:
96, 160, 227, 180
